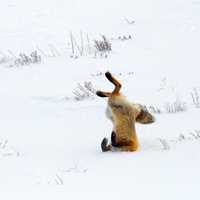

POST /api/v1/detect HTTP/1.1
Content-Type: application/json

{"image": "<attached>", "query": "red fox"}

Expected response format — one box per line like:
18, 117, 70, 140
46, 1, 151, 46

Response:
96, 72, 155, 152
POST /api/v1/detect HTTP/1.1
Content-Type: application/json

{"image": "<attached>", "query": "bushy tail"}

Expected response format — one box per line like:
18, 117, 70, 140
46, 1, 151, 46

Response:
136, 105, 155, 124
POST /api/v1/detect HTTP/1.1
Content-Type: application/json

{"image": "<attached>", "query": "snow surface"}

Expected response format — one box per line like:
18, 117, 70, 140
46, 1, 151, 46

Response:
0, 0, 200, 199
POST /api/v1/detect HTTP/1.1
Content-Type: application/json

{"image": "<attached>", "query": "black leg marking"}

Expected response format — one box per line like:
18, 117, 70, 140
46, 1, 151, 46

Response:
105, 72, 121, 92
105, 72, 112, 82
111, 131, 118, 147
101, 138, 110, 152
96, 91, 107, 97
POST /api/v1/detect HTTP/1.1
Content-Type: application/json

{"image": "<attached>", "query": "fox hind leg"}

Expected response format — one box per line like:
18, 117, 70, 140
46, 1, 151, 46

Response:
105, 72, 121, 94
96, 91, 111, 98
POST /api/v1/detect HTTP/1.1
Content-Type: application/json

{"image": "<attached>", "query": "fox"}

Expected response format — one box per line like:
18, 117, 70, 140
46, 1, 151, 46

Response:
96, 72, 155, 152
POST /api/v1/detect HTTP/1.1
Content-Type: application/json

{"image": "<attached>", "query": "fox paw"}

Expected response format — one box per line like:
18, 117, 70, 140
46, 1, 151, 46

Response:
101, 138, 111, 152
96, 91, 107, 97
105, 71, 112, 81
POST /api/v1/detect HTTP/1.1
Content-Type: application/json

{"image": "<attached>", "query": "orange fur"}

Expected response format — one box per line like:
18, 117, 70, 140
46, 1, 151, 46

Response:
96, 72, 155, 152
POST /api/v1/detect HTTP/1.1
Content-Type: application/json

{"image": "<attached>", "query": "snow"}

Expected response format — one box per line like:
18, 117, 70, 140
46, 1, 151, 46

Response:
0, 0, 200, 199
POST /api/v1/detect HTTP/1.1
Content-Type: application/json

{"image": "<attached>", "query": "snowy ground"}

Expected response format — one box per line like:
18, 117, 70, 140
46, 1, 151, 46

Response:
0, 0, 200, 199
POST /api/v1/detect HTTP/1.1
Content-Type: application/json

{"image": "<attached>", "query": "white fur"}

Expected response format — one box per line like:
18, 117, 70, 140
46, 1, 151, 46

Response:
106, 105, 113, 120
106, 95, 142, 121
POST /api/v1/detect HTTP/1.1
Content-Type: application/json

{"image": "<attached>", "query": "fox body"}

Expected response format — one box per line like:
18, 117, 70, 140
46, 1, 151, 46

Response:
96, 72, 155, 152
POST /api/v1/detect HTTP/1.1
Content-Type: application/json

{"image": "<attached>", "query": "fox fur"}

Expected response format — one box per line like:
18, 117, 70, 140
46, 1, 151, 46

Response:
96, 72, 155, 152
